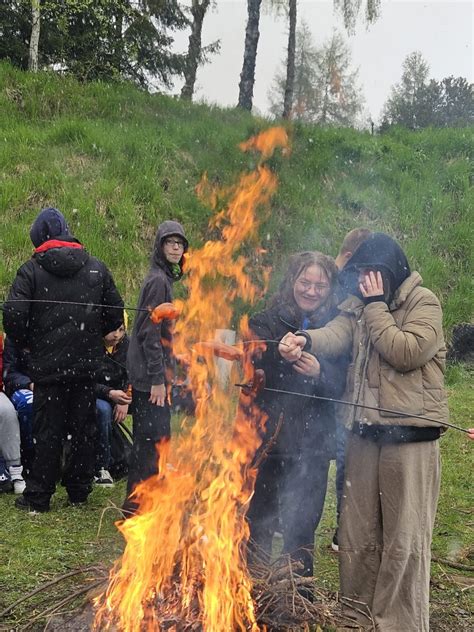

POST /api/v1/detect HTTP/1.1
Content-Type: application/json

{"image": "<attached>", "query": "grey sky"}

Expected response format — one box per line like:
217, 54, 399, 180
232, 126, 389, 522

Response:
172, 0, 473, 122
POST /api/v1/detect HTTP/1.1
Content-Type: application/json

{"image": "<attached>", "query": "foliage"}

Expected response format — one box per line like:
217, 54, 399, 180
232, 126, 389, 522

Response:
269, 26, 363, 126
0, 62, 472, 333
381, 52, 474, 129
0, 0, 188, 87
333, 0, 381, 32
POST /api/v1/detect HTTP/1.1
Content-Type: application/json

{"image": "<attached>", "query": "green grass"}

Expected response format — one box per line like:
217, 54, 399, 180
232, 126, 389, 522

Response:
0, 370, 472, 630
0, 62, 473, 334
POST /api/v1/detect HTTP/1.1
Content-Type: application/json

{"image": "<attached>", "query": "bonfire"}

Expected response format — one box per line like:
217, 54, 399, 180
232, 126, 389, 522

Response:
93, 127, 289, 632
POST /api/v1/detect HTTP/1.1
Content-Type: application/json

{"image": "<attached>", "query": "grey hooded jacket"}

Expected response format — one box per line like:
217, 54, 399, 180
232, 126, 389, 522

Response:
127, 221, 187, 391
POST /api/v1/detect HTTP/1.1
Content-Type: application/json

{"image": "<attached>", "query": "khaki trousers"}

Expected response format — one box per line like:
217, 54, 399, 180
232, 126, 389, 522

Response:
339, 433, 440, 631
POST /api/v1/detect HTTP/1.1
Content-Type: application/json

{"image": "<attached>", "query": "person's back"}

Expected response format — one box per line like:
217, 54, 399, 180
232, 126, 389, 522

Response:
3, 207, 124, 513
5, 236, 122, 384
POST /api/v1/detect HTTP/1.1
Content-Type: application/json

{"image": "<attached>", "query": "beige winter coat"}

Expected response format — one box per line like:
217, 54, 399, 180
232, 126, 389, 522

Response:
306, 272, 448, 429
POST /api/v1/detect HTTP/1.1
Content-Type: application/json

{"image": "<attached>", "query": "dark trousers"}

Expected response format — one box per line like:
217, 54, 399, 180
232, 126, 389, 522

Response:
124, 389, 170, 511
247, 451, 330, 577
24, 382, 97, 510
335, 423, 348, 525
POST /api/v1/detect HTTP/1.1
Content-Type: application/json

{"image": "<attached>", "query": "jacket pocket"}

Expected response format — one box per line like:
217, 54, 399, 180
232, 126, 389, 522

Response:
379, 365, 424, 416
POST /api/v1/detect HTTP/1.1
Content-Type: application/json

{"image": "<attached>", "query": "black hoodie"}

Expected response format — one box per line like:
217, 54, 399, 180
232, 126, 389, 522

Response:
127, 221, 188, 391
339, 233, 410, 303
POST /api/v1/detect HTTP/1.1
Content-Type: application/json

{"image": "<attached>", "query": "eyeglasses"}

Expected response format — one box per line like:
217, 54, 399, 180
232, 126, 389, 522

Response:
296, 280, 330, 292
164, 238, 185, 249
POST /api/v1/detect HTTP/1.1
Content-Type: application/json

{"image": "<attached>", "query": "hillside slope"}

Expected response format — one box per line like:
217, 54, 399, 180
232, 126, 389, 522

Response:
0, 62, 472, 331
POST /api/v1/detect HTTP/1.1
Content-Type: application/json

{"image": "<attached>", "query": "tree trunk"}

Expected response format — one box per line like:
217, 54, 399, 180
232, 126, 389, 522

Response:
115, 8, 123, 74
237, 0, 262, 111
28, 0, 41, 72
181, 0, 210, 100
282, 0, 297, 119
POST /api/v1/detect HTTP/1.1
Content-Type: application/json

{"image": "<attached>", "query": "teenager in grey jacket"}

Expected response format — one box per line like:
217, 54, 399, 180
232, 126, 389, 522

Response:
123, 220, 188, 516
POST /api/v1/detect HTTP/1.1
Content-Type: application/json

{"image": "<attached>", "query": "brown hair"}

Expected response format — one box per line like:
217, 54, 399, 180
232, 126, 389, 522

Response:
338, 228, 372, 256
271, 251, 338, 309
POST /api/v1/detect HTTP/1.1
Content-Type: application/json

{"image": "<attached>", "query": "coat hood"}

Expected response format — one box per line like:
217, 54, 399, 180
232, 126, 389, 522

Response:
340, 232, 410, 302
30, 208, 70, 247
33, 236, 89, 278
152, 220, 188, 278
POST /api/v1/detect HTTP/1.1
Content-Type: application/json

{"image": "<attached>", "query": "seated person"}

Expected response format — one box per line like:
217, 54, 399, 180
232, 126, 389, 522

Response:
3, 336, 34, 473
94, 319, 131, 486
0, 334, 25, 494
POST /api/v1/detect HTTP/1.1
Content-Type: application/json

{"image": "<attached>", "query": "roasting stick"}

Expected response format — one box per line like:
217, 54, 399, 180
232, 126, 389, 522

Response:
2, 305, 464, 434
1, 298, 149, 312
0, 299, 180, 324
235, 382, 469, 434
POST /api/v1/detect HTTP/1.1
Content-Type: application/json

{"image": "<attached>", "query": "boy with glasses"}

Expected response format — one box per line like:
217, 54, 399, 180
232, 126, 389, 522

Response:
123, 221, 188, 516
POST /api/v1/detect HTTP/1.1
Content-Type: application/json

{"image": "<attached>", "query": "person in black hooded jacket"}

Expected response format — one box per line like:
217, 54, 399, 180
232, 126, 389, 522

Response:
3, 207, 124, 513
123, 220, 188, 516
247, 251, 349, 580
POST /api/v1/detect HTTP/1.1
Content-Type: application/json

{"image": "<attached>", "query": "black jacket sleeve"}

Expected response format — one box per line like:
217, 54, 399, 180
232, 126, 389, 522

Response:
248, 310, 283, 375
95, 383, 113, 401
3, 261, 36, 347
315, 353, 351, 399
99, 262, 124, 336
3, 337, 32, 395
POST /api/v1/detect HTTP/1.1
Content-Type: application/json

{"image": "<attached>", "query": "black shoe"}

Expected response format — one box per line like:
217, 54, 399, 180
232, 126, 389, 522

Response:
15, 495, 49, 514
0, 476, 13, 493
331, 531, 339, 552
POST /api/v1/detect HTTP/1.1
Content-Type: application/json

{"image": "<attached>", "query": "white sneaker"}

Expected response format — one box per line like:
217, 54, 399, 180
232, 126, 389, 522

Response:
9, 465, 26, 495
94, 468, 114, 488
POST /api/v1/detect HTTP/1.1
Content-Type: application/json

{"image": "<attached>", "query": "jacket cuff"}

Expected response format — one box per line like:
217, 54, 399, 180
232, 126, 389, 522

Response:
294, 330, 312, 352
363, 295, 385, 305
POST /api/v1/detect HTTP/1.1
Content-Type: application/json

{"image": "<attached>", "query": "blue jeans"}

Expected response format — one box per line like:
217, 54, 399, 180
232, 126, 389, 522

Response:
96, 398, 113, 471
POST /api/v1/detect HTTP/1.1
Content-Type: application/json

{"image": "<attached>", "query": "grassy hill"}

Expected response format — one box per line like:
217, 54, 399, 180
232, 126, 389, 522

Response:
0, 61, 472, 332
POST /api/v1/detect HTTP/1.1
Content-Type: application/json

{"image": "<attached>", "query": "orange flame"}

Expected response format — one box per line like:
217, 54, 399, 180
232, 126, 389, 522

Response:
94, 127, 289, 632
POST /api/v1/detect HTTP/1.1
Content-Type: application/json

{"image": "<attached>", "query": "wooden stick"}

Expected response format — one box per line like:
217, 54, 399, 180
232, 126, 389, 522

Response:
0, 566, 101, 618
432, 556, 474, 572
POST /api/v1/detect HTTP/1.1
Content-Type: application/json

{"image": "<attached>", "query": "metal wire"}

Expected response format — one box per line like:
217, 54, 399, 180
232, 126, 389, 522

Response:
235, 384, 468, 434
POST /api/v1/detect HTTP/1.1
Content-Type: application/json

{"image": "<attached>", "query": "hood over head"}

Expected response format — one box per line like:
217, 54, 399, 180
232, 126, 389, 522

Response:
30, 208, 70, 247
152, 220, 188, 279
34, 236, 88, 278
339, 232, 411, 302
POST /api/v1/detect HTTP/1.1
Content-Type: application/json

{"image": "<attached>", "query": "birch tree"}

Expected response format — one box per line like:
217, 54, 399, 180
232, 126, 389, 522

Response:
28, 0, 40, 71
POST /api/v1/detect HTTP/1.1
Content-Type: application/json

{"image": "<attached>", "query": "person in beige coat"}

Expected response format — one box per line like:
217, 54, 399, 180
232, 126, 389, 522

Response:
279, 233, 448, 632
